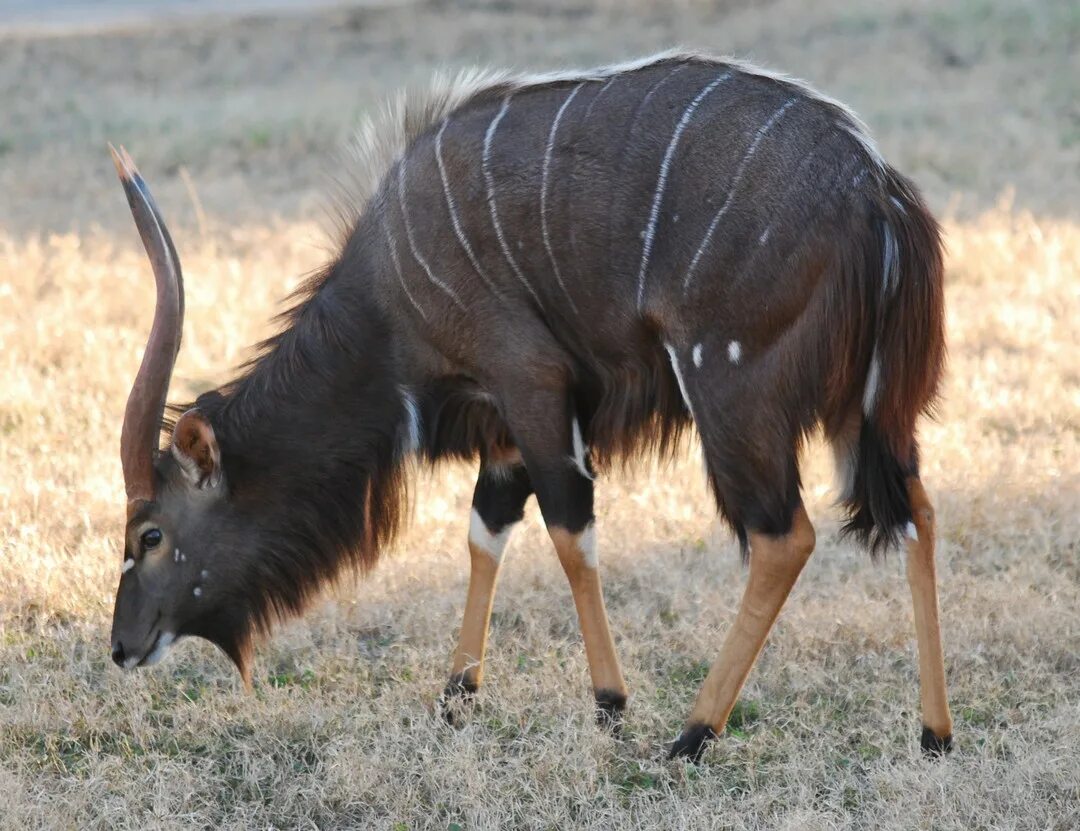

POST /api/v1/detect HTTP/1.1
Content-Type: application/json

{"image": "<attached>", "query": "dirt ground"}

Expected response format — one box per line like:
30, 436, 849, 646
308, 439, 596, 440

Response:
1, 0, 1078, 829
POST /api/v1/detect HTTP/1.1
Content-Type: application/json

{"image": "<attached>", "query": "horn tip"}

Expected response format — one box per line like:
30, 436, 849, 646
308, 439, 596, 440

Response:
108, 142, 131, 182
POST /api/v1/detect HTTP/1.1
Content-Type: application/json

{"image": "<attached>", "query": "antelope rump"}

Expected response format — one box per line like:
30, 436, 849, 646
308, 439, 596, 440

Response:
107, 51, 951, 761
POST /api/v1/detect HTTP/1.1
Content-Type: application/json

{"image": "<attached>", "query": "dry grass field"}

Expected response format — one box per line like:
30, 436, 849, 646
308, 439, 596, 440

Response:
1, 0, 1078, 828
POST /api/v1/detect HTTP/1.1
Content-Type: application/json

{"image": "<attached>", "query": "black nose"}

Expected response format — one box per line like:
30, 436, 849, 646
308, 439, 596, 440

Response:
111, 641, 126, 667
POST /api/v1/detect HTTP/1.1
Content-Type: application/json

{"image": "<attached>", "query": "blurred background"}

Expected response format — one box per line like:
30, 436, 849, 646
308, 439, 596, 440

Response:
0, 2, 1077, 829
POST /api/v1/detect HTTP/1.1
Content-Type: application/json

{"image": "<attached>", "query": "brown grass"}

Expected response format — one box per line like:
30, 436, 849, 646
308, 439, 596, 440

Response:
1, 0, 1078, 828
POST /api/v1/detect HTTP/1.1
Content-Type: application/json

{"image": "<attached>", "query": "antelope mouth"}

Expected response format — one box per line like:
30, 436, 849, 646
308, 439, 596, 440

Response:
123, 629, 177, 669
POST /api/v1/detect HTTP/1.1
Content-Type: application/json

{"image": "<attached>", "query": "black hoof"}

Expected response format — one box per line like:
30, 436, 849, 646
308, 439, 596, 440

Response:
920, 726, 954, 757
669, 722, 717, 762
438, 674, 478, 726
594, 689, 628, 732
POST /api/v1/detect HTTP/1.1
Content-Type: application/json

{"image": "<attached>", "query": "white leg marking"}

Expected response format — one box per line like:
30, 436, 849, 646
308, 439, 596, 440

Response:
905, 521, 919, 542
400, 387, 422, 455
469, 507, 513, 563
383, 215, 428, 322
862, 349, 881, 415
683, 97, 798, 292
483, 95, 542, 307
142, 631, 176, 667
664, 343, 695, 420
397, 158, 467, 311
122, 558, 135, 574
636, 71, 734, 310
692, 343, 703, 368
540, 83, 586, 315
569, 416, 593, 480
727, 340, 742, 364
578, 523, 598, 570
435, 119, 499, 297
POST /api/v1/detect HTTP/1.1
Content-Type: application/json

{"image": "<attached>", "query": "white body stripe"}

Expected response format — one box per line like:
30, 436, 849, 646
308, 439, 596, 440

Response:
636, 71, 733, 310
862, 349, 882, 415
692, 343, 703, 368
683, 97, 798, 292
882, 221, 899, 294
469, 507, 514, 563
396, 158, 467, 311
435, 119, 499, 296
570, 416, 593, 480
383, 217, 428, 321
540, 83, 585, 315
400, 388, 422, 454
727, 340, 742, 364
664, 343, 695, 420
483, 96, 542, 306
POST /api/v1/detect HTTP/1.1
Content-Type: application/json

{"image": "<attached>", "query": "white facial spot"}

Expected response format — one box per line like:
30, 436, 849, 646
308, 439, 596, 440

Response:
122, 558, 135, 574
692, 343, 703, 368
173, 548, 180, 563
200, 569, 210, 579
579, 523, 598, 570
193, 586, 202, 598
469, 508, 513, 563
569, 416, 593, 481
905, 521, 919, 542
727, 340, 742, 364
180, 552, 186, 562
142, 632, 176, 667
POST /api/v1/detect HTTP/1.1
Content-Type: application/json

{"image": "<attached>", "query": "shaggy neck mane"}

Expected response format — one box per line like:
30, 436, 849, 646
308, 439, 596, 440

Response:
180, 249, 409, 649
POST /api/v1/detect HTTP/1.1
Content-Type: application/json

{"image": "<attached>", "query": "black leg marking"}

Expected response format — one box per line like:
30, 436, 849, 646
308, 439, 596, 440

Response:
920, 725, 954, 757
473, 462, 533, 531
439, 672, 479, 726
669, 722, 717, 762
594, 688, 628, 732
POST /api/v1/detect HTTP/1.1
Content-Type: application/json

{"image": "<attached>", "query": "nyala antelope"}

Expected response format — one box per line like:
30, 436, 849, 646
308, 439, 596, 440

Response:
108, 51, 951, 761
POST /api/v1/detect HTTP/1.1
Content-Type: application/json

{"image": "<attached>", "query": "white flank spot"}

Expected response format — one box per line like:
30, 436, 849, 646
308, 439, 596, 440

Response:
469, 508, 513, 563
905, 521, 919, 542
758, 226, 771, 246
192, 586, 202, 598
400, 388, 422, 454
727, 340, 742, 364
684, 97, 798, 292
383, 216, 428, 322
483, 95, 543, 307
664, 343, 695, 420
862, 350, 881, 415
201, 569, 210, 579
636, 71, 733, 310
435, 119, 499, 296
579, 523, 598, 570
397, 158, 466, 310
692, 343, 703, 368
122, 558, 135, 574
142, 632, 175, 667
570, 416, 593, 480
540, 82, 585, 315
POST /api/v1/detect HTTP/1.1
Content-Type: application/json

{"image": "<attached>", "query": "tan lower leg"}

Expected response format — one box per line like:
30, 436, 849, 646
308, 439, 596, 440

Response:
684, 506, 816, 733
549, 526, 628, 701
449, 540, 503, 688
906, 478, 953, 739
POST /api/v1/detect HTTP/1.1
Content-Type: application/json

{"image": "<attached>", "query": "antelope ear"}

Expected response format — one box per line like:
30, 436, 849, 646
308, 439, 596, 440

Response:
171, 409, 222, 489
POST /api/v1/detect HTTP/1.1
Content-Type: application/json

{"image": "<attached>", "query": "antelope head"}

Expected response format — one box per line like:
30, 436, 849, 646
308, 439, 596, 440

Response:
107, 147, 252, 684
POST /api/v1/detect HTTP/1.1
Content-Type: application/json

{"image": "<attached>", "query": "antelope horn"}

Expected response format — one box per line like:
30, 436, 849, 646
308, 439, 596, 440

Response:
109, 144, 185, 512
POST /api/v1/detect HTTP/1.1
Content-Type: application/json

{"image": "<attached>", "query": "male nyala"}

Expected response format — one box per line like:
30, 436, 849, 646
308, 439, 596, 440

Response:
108, 51, 951, 761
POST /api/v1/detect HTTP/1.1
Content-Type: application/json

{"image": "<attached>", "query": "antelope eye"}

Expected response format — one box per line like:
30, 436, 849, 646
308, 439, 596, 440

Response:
141, 528, 163, 551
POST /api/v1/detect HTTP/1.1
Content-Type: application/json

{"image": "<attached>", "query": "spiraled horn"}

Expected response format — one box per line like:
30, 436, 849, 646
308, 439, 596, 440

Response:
109, 144, 185, 513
